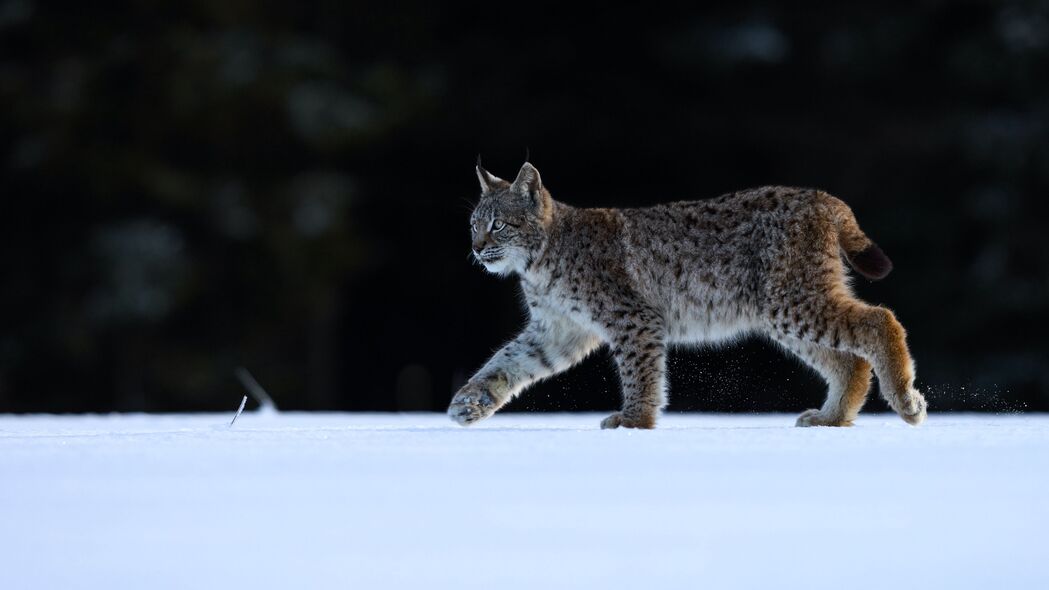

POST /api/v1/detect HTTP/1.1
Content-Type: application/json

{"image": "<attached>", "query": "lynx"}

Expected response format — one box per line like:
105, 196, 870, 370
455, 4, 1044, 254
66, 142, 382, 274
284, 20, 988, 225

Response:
448, 161, 928, 429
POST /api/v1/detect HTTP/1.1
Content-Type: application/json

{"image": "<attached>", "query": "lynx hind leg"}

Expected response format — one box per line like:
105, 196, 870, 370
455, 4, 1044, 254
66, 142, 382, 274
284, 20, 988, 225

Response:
775, 335, 872, 427
832, 303, 927, 425
774, 299, 927, 426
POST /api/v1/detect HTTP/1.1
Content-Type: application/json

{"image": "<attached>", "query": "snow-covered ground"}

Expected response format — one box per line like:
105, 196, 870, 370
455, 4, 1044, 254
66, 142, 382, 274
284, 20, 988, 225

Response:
1, 412, 1046, 589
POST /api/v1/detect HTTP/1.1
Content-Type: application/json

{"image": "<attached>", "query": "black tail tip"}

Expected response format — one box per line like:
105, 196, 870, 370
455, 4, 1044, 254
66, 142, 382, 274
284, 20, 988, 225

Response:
850, 243, 893, 280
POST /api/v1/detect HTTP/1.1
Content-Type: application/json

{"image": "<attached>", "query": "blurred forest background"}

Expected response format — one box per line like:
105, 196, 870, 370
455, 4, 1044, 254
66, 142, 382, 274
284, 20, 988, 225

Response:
2, 1, 1047, 414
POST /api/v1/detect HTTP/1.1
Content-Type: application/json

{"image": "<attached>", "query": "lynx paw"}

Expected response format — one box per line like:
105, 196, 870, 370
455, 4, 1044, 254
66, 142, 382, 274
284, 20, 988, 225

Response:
600, 412, 657, 430
795, 409, 853, 427
447, 387, 497, 426
898, 390, 928, 426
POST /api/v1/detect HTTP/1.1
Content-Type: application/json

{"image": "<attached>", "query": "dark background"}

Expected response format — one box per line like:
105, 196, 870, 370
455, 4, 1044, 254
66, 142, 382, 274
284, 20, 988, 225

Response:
2, 1, 1047, 415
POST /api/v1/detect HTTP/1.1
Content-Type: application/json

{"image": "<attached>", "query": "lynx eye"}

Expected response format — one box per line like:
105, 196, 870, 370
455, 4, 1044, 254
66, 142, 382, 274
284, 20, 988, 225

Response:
492, 219, 506, 232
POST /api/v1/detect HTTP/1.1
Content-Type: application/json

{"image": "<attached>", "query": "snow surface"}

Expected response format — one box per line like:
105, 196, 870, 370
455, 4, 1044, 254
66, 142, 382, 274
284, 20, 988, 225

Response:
1, 412, 1046, 590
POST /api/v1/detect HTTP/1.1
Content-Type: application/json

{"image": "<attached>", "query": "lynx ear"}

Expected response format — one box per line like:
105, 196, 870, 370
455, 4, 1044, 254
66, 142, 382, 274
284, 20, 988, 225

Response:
476, 158, 507, 194
510, 162, 542, 199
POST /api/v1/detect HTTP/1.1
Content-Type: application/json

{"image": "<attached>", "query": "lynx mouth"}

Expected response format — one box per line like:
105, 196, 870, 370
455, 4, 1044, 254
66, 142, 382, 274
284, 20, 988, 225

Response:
476, 251, 504, 264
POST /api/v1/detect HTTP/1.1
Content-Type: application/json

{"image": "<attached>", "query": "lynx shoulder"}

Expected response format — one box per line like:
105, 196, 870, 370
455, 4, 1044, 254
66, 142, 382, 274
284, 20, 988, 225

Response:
449, 162, 927, 429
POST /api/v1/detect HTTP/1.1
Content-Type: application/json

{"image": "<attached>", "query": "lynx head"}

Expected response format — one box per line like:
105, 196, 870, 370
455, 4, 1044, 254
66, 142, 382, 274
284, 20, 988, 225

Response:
469, 160, 554, 275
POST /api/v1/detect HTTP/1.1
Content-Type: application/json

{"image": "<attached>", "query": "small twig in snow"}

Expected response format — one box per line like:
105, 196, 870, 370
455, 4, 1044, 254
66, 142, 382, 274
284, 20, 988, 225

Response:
229, 395, 247, 428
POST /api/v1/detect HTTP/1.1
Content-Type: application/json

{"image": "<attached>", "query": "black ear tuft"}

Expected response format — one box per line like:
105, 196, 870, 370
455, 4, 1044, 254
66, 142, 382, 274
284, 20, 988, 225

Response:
475, 159, 507, 194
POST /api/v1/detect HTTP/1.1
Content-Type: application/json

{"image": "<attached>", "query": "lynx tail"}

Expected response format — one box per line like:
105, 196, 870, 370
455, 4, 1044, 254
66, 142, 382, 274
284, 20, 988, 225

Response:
837, 207, 893, 281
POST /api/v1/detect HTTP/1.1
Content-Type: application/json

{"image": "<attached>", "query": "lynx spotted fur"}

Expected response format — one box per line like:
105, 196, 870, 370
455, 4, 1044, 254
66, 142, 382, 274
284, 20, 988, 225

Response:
449, 162, 927, 429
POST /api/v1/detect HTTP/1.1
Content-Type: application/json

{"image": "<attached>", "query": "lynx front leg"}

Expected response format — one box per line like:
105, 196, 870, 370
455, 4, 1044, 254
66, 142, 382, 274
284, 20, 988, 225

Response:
449, 315, 599, 426
601, 320, 667, 430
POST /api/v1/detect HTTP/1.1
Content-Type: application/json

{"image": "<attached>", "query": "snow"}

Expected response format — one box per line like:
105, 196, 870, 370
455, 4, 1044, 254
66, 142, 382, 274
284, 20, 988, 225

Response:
1, 412, 1046, 589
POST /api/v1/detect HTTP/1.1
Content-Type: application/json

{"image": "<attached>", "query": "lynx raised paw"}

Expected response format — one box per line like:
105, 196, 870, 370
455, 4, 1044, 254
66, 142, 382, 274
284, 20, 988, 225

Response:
599, 412, 657, 430
897, 389, 928, 426
795, 409, 854, 427
447, 386, 498, 426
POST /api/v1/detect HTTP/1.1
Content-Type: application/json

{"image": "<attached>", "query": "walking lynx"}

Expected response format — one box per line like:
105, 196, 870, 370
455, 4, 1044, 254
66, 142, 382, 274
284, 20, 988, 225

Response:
448, 161, 928, 429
